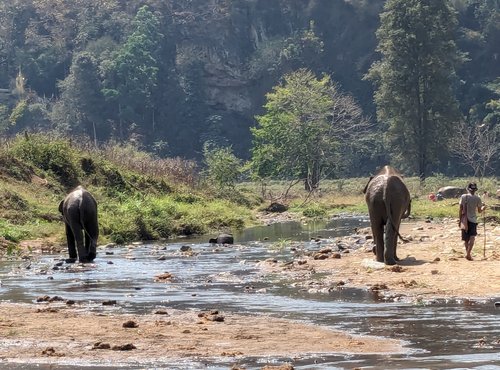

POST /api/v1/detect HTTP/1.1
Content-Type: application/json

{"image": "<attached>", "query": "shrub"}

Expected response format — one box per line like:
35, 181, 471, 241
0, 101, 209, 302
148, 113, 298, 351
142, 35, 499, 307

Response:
302, 204, 327, 218
8, 134, 81, 188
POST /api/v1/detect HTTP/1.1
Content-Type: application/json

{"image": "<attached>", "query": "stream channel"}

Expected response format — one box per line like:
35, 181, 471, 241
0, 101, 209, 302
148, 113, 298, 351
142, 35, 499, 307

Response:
1, 216, 499, 369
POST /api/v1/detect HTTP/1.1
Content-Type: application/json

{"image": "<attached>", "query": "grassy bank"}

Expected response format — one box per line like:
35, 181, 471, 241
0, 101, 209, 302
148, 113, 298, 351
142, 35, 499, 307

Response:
1, 134, 498, 256
0, 134, 255, 252
241, 176, 500, 221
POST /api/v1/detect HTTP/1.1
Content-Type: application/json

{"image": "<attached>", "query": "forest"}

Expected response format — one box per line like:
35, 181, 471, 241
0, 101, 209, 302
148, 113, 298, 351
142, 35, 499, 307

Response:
0, 0, 499, 181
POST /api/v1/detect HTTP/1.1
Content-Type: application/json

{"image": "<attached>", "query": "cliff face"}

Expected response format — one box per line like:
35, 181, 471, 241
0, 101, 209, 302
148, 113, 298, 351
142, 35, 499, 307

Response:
169, 0, 380, 157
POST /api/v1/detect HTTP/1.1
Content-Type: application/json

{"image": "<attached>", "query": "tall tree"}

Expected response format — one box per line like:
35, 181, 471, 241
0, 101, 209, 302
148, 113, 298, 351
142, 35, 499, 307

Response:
102, 5, 162, 140
54, 52, 107, 143
251, 69, 370, 191
366, 0, 465, 180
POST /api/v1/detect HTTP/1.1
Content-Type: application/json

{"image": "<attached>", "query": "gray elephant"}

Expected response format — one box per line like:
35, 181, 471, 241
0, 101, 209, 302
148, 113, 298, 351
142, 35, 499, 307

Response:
59, 186, 99, 263
363, 166, 411, 265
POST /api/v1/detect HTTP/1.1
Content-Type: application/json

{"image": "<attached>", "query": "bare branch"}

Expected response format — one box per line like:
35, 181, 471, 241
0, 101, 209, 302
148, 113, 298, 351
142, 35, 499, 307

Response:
449, 121, 499, 179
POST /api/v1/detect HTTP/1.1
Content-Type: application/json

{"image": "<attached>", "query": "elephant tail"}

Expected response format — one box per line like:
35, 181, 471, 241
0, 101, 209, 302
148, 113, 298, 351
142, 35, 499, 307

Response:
386, 199, 410, 244
402, 200, 411, 219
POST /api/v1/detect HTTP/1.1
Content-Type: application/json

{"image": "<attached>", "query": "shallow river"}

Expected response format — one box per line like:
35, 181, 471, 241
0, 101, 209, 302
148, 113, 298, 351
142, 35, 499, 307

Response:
1, 217, 499, 369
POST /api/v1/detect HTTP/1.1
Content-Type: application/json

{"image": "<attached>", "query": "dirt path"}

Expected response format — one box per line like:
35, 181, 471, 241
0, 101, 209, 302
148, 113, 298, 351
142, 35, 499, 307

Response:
259, 218, 500, 301
0, 217, 498, 367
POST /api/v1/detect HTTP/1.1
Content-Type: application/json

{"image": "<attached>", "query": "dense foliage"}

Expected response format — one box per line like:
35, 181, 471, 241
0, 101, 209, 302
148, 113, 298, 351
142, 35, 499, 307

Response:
251, 69, 371, 190
367, 0, 464, 180
0, 0, 498, 177
0, 134, 252, 245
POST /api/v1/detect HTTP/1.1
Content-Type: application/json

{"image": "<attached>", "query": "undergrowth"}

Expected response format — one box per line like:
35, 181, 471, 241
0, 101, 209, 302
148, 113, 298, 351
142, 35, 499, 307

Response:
0, 133, 498, 252
0, 133, 255, 248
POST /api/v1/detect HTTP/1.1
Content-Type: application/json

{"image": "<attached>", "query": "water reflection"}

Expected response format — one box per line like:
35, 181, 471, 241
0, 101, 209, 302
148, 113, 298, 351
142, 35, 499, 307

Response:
0, 217, 499, 369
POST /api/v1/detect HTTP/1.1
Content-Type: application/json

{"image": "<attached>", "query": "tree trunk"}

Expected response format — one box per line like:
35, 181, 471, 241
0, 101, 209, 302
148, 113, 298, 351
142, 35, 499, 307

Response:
304, 161, 320, 191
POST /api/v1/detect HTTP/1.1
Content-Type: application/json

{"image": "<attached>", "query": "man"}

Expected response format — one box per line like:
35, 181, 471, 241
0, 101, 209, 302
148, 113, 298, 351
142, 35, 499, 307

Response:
459, 183, 486, 260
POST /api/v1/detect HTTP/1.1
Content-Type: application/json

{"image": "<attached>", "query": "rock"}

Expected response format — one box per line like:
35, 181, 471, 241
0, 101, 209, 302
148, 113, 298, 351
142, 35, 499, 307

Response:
154, 309, 169, 315
265, 202, 288, 213
361, 259, 385, 270
102, 300, 117, 306
198, 310, 225, 322
389, 265, 404, 273
92, 342, 111, 350
180, 245, 192, 252
154, 272, 174, 282
111, 343, 136, 351
122, 320, 138, 328
437, 186, 466, 199
369, 283, 388, 291
313, 253, 329, 260
262, 364, 294, 370
209, 233, 234, 244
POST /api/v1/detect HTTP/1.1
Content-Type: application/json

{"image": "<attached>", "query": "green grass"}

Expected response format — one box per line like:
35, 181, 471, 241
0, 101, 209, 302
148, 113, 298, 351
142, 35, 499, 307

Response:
1, 134, 498, 254
239, 178, 500, 221
0, 134, 257, 250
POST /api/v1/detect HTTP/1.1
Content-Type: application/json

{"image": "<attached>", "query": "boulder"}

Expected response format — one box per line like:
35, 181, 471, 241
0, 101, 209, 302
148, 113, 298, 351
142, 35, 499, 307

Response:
437, 186, 466, 199
265, 202, 288, 213
208, 233, 234, 244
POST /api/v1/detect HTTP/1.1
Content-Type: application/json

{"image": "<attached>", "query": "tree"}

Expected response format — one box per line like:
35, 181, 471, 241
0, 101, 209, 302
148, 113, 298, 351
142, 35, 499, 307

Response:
366, 0, 465, 181
54, 52, 106, 144
450, 77, 500, 178
203, 143, 241, 193
102, 5, 162, 140
449, 120, 499, 179
251, 69, 371, 191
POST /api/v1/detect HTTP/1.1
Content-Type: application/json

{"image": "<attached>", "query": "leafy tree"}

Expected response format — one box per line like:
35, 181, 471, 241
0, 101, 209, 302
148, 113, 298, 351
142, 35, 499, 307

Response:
203, 143, 241, 192
9, 100, 51, 131
102, 5, 162, 140
366, 0, 465, 180
251, 69, 370, 191
54, 52, 107, 143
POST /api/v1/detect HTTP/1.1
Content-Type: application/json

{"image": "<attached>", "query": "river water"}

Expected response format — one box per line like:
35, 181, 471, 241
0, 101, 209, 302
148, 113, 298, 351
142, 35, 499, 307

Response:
1, 217, 499, 369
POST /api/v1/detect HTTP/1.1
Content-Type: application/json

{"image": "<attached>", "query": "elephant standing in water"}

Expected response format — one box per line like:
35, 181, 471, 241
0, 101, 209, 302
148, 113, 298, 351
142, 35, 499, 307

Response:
364, 166, 411, 265
59, 186, 99, 263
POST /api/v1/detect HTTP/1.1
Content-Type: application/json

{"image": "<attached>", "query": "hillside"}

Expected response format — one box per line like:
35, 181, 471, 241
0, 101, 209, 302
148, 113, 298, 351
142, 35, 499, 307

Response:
0, 0, 498, 175
0, 134, 255, 255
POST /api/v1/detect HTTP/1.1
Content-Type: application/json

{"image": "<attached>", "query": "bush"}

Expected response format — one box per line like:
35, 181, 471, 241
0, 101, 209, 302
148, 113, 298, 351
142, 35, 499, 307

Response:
8, 134, 81, 188
302, 204, 327, 218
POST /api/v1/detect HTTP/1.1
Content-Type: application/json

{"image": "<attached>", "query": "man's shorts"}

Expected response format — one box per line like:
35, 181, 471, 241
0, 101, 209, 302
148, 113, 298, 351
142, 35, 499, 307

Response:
462, 221, 478, 241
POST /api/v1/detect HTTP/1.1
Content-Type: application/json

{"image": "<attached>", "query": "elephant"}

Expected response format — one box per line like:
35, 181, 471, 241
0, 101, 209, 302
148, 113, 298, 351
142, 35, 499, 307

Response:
58, 186, 99, 263
363, 166, 411, 265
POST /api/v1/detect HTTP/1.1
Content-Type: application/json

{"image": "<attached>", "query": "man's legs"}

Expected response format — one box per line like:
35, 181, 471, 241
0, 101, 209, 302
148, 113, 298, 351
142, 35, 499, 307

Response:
465, 236, 475, 260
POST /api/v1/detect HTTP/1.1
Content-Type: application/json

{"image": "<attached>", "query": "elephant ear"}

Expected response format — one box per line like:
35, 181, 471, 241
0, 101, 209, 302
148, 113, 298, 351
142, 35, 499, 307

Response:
58, 200, 64, 214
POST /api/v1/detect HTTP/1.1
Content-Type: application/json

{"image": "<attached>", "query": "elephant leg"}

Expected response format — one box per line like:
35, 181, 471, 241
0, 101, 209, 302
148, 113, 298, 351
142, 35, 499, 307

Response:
83, 218, 98, 262
371, 222, 385, 263
392, 218, 403, 262
65, 224, 77, 263
384, 224, 397, 265
71, 223, 88, 263
84, 230, 96, 262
